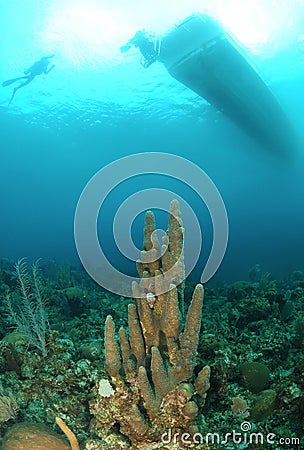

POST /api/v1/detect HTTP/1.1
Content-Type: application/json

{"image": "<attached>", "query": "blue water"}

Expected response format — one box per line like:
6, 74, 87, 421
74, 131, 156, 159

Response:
1, 0, 304, 284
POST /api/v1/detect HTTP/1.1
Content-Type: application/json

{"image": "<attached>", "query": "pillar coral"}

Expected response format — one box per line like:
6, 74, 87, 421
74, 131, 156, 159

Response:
90, 200, 210, 449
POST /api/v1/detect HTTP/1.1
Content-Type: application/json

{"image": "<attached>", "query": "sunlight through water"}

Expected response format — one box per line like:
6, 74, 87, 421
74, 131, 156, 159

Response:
41, 0, 304, 67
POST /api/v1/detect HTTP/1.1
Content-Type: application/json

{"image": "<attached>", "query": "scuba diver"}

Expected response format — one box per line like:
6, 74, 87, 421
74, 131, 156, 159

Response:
120, 30, 161, 68
2, 55, 55, 105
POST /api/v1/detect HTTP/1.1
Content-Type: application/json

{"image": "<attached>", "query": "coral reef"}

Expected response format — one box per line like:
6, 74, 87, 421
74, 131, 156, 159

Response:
4, 259, 48, 357
1, 421, 70, 449
56, 417, 81, 450
0, 391, 18, 426
0, 245, 304, 449
90, 200, 210, 448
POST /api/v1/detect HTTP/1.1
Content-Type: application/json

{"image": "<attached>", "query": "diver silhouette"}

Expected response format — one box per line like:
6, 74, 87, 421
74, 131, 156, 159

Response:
120, 30, 160, 68
2, 55, 55, 105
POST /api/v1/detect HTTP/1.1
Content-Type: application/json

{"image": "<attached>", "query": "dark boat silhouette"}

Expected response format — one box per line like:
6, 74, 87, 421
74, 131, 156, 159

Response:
155, 14, 296, 154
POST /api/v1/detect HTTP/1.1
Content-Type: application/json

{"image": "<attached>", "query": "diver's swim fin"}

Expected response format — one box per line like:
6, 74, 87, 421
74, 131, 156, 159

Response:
2, 77, 26, 87
8, 88, 17, 105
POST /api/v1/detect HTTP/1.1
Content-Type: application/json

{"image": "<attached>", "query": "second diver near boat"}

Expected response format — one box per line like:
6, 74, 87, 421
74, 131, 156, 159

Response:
2, 55, 55, 105
120, 30, 161, 68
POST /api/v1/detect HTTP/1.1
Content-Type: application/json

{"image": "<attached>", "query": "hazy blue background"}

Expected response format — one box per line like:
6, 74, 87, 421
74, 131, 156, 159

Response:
0, 0, 304, 282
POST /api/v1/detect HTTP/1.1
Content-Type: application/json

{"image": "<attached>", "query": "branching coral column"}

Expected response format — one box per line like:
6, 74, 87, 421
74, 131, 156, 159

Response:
90, 200, 210, 449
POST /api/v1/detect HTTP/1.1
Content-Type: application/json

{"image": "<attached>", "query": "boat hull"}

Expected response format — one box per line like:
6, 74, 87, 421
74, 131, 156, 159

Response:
158, 14, 296, 153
